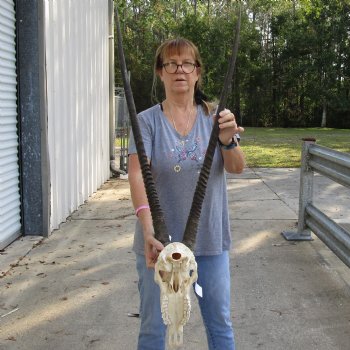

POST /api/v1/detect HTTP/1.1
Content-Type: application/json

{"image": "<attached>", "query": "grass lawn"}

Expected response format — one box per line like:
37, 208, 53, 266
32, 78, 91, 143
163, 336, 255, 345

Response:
116, 127, 349, 168
241, 127, 350, 168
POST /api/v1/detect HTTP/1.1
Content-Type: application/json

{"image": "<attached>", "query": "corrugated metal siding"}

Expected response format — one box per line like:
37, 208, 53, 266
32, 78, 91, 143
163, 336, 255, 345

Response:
45, 0, 110, 230
0, 0, 21, 249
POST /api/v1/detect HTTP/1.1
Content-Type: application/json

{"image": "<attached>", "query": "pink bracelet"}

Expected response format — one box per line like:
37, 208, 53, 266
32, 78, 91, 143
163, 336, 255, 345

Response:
135, 205, 150, 217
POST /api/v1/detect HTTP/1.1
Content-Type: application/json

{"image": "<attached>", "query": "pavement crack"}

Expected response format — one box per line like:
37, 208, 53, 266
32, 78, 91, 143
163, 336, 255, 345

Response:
0, 238, 45, 279
72, 214, 133, 221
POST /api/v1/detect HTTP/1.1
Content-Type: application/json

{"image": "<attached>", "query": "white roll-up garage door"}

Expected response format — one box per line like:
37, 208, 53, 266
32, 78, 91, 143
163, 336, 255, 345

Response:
0, 0, 21, 249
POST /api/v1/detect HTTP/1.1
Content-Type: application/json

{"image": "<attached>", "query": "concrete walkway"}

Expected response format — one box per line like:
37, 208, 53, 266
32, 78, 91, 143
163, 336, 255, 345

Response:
1, 168, 350, 350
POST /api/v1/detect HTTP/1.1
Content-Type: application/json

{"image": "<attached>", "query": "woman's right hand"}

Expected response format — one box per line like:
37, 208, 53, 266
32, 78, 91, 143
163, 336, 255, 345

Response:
144, 235, 165, 268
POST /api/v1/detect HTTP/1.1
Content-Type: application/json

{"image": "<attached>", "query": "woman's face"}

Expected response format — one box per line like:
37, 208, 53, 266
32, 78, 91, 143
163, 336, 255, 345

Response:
158, 50, 200, 97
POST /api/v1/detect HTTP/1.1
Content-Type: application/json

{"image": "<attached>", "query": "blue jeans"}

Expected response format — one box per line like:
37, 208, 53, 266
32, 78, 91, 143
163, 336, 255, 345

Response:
136, 251, 235, 350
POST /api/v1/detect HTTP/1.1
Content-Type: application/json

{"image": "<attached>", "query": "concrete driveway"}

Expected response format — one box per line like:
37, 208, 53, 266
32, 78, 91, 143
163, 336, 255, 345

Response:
1, 168, 349, 350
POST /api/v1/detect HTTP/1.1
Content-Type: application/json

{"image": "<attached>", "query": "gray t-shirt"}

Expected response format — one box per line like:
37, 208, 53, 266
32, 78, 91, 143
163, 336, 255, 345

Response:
128, 104, 231, 256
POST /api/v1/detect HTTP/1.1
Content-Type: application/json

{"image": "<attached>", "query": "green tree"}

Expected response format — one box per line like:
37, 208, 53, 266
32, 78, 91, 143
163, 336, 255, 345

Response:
115, 0, 350, 127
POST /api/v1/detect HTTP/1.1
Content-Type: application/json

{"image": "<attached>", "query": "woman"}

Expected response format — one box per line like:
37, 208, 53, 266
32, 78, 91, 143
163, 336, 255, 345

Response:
128, 37, 245, 350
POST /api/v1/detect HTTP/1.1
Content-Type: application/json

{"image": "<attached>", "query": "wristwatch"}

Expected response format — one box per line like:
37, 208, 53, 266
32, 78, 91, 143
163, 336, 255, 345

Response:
218, 134, 239, 150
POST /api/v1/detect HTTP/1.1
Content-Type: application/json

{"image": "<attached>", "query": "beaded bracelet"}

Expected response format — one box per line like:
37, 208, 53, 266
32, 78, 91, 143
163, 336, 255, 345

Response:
135, 205, 150, 217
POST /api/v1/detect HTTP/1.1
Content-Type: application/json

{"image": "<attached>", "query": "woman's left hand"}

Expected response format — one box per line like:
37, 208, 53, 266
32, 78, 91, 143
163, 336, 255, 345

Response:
217, 109, 244, 145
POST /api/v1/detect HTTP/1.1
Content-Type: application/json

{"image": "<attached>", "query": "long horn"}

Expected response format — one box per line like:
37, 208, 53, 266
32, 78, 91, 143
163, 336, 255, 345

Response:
115, 7, 171, 246
182, 6, 242, 250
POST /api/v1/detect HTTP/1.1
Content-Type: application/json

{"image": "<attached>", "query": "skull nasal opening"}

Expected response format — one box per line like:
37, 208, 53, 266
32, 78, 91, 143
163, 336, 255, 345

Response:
172, 252, 181, 260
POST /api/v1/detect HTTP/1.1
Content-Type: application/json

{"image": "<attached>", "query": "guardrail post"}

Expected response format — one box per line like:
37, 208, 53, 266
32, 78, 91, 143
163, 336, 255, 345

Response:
282, 138, 316, 241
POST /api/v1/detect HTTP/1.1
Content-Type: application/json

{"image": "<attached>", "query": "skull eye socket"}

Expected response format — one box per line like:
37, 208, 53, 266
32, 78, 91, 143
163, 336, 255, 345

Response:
159, 270, 171, 283
172, 253, 181, 260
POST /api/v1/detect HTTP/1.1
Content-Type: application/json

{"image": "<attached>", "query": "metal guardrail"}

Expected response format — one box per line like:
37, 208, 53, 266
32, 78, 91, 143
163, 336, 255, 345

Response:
282, 138, 350, 268
115, 91, 130, 173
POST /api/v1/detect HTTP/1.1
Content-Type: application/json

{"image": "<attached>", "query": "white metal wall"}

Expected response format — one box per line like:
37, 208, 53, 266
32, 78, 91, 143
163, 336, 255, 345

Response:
45, 0, 110, 230
0, 0, 21, 249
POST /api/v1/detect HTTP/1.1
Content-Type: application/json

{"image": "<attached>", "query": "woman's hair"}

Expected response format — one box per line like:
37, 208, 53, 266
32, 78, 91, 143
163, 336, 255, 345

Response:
151, 37, 214, 115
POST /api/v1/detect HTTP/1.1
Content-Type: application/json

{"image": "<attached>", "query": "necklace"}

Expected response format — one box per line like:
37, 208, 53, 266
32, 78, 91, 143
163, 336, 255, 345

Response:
168, 104, 194, 137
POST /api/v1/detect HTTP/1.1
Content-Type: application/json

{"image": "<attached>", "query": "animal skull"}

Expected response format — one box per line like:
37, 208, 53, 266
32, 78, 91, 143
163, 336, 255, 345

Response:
154, 242, 198, 348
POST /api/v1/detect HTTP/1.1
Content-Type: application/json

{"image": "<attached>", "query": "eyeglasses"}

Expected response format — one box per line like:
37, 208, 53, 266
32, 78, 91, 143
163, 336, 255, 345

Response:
162, 62, 197, 74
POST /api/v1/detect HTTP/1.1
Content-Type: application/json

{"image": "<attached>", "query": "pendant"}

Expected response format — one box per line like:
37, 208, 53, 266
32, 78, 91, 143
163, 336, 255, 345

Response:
174, 165, 181, 173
